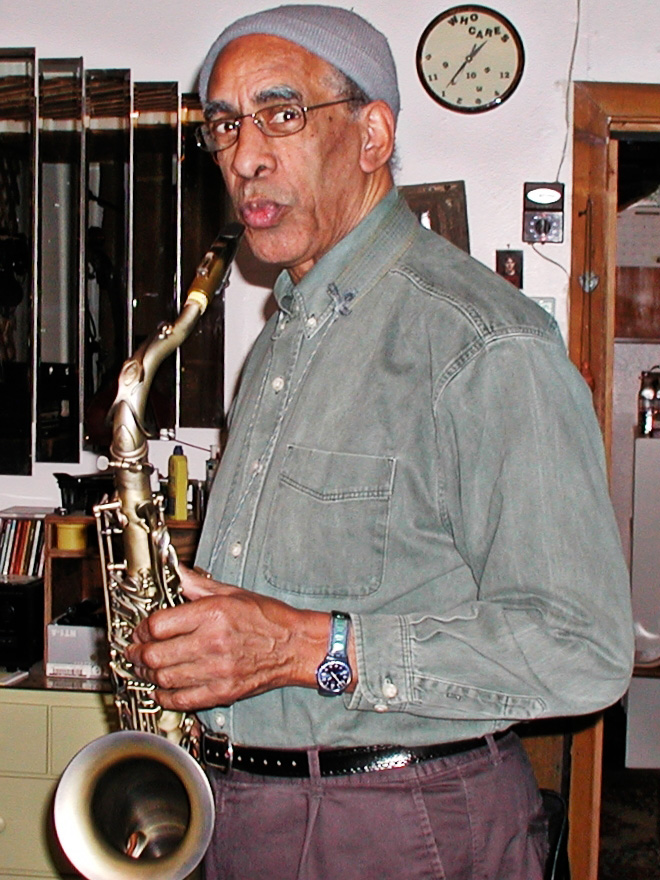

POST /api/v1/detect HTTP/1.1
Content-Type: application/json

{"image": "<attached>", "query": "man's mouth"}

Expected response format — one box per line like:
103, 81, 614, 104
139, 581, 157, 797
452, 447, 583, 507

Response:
240, 198, 287, 229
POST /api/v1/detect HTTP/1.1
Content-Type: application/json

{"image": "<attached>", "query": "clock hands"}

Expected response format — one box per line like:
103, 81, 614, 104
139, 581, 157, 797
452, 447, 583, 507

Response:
446, 39, 487, 88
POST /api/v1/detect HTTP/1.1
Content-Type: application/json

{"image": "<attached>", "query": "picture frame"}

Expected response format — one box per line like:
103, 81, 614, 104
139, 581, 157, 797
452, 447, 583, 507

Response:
496, 249, 523, 289
399, 181, 470, 254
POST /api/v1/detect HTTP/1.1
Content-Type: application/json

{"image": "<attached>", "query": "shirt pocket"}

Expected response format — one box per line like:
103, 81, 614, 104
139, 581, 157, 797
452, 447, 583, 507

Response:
263, 445, 396, 597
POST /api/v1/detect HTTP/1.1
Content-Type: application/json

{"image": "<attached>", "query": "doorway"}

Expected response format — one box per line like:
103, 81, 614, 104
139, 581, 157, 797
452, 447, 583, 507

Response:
570, 81, 660, 880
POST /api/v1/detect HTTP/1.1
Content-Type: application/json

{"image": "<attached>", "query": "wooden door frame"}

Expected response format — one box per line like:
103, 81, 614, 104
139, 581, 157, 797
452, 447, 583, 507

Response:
570, 82, 660, 443
568, 80, 660, 880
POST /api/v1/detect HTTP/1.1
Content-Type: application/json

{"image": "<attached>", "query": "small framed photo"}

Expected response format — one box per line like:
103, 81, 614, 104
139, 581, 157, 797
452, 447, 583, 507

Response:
496, 250, 523, 289
399, 181, 470, 254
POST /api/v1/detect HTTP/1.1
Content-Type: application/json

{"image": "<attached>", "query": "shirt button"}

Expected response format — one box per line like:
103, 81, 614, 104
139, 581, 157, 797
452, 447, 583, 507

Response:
230, 542, 242, 558
305, 315, 317, 331
251, 460, 262, 474
382, 679, 398, 699
374, 702, 389, 713
272, 376, 285, 393
214, 712, 226, 728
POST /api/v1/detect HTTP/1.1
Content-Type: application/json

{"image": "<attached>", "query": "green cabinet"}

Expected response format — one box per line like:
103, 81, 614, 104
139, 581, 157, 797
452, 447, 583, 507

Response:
0, 687, 115, 879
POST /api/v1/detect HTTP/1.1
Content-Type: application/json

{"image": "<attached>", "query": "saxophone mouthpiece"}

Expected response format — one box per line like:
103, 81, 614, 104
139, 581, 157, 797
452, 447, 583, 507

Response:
185, 222, 245, 313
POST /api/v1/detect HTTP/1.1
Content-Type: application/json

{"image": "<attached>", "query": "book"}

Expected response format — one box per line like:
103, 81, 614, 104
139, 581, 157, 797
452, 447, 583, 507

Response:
0, 520, 10, 573
21, 521, 36, 577
9, 519, 28, 575
36, 529, 46, 577
27, 519, 43, 578
1, 520, 16, 576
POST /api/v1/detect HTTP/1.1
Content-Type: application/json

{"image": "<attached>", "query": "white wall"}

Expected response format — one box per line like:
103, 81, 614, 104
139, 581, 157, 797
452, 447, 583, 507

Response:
3, 0, 660, 507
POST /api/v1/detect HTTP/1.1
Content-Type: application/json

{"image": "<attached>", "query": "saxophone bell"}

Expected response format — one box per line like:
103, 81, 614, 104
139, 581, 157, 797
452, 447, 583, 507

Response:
54, 731, 215, 880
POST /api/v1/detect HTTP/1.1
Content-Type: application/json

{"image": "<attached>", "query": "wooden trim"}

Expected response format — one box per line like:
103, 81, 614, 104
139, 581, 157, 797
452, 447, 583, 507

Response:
611, 121, 660, 134
568, 718, 604, 880
602, 136, 620, 467
568, 80, 660, 880
576, 81, 660, 118
569, 82, 660, 441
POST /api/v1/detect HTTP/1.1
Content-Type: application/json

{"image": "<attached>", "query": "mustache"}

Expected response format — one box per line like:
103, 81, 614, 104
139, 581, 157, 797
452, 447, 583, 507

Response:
236, 183, 291, 207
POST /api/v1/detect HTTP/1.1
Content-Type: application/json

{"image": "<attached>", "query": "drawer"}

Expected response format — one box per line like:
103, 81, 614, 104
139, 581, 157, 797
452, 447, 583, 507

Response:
50, 701, 116, 776
0, 775, 75, 876
0, 704, 48, 775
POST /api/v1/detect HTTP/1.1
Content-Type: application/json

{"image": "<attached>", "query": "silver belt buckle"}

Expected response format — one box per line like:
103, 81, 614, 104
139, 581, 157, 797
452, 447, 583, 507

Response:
202, 731, 233, 773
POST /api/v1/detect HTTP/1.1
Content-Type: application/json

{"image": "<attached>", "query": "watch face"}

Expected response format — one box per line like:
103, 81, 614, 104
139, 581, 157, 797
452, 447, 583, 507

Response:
317, 659, 352, 695
417, 5, 524, 113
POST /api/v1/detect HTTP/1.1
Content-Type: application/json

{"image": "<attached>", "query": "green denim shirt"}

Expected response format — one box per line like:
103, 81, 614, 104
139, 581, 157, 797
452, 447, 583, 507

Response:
195, 189, 634, 748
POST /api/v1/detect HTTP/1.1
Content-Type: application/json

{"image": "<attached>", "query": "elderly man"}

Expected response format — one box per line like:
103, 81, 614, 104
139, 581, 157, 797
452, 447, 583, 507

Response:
128, 6, 634, 879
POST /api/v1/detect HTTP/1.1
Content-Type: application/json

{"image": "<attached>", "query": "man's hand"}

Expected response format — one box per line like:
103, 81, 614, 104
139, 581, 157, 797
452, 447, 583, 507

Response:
125, 567, 334, 711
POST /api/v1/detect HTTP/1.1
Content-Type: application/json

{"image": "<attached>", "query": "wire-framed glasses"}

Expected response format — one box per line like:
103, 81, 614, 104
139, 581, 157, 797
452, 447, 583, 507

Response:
195, 98, 354, 153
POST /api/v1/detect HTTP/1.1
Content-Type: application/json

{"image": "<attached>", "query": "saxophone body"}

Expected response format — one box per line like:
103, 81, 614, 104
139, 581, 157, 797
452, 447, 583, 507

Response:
54, 223, 244, 880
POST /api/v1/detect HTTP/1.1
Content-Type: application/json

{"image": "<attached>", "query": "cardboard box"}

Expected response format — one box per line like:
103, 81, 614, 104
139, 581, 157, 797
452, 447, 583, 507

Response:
46, 620, 110, 679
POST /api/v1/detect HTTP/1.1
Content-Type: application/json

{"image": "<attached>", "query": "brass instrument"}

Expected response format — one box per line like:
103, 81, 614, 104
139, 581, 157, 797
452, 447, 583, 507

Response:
54, 223, 244, 880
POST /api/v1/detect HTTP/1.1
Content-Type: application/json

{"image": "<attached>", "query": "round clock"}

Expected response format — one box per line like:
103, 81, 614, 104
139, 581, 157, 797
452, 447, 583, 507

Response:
417, 5, 525, 113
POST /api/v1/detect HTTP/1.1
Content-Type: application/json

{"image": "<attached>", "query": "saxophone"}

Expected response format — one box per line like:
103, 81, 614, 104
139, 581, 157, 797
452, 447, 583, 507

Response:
54, 223, 244, 880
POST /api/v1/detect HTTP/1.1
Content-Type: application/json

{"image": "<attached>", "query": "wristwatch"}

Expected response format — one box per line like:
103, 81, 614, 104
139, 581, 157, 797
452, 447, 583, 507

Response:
316, 611, 353, 696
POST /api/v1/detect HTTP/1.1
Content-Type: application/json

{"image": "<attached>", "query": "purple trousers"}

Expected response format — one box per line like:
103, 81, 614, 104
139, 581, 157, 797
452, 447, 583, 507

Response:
203, 731, 547, 880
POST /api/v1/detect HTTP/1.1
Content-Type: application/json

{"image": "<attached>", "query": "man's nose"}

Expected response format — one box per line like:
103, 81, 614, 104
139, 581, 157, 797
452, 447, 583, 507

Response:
227, 118, 276, 178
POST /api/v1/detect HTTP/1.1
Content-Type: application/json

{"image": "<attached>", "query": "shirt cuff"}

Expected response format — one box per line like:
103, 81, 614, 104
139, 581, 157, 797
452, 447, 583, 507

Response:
344, 612, 413, 713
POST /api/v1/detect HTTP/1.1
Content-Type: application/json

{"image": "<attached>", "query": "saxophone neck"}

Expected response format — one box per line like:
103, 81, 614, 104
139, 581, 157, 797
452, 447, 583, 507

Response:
108, 222, 244, 463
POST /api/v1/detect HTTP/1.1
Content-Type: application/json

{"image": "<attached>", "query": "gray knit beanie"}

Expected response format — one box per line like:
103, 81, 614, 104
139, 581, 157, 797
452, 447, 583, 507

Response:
198, 4, 400, 121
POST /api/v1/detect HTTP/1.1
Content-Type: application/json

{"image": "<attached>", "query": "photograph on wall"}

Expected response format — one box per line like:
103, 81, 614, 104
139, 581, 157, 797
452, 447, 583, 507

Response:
496, 250, 523, 289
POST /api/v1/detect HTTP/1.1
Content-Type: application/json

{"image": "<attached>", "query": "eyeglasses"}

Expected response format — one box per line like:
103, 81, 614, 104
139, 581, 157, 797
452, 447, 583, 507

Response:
195, 98, 354, 153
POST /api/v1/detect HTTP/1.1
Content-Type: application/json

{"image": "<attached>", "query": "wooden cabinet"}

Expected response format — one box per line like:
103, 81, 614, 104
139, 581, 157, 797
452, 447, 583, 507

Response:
43, 516, 103, 661
42, 514, 201, 665
0, 686, 116, 879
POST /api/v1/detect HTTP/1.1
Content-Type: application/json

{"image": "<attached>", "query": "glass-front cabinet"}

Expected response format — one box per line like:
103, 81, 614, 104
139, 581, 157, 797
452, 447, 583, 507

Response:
0, 49, 230, 475
0, 50, 35, 475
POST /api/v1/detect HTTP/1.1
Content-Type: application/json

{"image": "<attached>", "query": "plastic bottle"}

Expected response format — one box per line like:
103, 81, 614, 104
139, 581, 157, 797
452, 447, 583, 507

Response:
639, 368, 660, 437
205, 444, 220, 495
167, 444, 188, 520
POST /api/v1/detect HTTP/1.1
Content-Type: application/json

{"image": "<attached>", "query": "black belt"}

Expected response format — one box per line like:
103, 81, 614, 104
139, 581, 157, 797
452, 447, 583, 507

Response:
201, 730, 509, 778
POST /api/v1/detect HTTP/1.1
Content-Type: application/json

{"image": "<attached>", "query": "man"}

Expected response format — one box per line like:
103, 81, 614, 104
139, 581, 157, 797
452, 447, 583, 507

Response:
128, 6, 634, 878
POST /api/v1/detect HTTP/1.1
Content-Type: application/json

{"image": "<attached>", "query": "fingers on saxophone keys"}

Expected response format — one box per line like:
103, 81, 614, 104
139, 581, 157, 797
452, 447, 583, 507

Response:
125, 643, 153, 682
131, 617, 152, 644
155, 684, 218, 712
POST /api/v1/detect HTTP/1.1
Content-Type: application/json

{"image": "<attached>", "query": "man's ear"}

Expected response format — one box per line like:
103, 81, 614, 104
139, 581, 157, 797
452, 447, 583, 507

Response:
358, 101, 395, 173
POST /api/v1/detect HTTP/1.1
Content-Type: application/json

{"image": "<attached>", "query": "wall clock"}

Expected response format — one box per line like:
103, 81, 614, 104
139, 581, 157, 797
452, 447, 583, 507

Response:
417, 5, 525, 113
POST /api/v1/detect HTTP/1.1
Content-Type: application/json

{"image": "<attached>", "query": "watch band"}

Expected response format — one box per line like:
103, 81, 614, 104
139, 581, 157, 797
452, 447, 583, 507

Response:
328, 610, 350, 658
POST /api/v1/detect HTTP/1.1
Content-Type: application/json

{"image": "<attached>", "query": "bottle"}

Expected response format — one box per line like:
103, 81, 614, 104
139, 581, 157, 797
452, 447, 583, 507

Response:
639, 369, 659, 437
167, 444, 188, 520
205, 444, 220, 495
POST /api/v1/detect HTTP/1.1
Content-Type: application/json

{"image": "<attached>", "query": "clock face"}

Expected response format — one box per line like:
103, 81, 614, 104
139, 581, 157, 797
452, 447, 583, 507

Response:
417, 5, 524, 113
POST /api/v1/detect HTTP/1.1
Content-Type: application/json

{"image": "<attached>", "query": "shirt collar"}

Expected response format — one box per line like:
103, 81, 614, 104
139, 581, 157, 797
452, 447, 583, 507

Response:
273, 188, 418, 332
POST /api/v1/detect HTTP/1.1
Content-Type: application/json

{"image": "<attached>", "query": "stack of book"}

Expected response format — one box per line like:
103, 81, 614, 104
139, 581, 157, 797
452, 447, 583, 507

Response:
0, 507, 53, 578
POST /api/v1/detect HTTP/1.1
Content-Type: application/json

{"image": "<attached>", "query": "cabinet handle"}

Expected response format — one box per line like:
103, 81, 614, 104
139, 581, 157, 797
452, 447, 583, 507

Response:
0, 816, 6, 833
